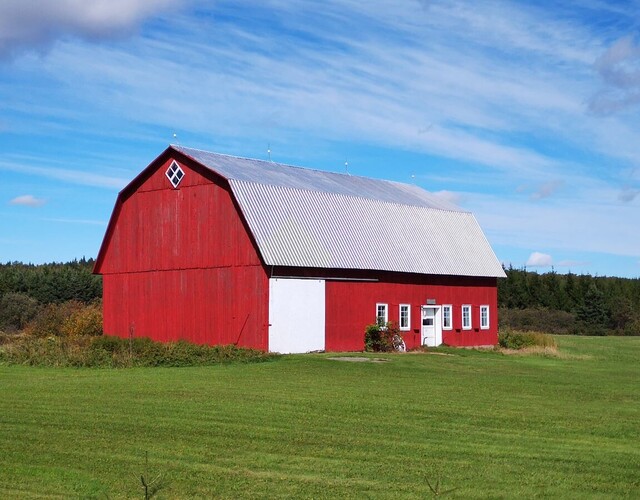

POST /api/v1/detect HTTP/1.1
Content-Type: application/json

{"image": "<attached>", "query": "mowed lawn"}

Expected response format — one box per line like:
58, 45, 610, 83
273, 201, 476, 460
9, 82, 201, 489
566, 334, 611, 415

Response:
1, 337, 638, 498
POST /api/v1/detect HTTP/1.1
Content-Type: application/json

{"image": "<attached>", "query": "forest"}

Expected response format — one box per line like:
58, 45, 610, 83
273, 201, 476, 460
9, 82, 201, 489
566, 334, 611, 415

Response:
0, 260, 638, 336
498, 265, 640, 336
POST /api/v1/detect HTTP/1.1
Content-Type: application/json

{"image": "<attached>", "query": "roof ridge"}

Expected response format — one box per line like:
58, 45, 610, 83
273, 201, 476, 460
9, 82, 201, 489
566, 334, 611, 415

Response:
172, 144, 424, 192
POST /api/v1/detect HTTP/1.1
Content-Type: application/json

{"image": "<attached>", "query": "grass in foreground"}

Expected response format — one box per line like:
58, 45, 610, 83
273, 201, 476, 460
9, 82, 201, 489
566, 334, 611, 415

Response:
0, 336, 639, 498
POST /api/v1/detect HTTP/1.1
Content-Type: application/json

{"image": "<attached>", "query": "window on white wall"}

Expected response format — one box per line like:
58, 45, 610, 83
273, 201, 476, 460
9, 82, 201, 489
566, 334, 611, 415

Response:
376, 303, 388, 326
480, 305, 490, 329
399, 304, 411, 331
442, 305, 452, 330
462, 305, 472, 330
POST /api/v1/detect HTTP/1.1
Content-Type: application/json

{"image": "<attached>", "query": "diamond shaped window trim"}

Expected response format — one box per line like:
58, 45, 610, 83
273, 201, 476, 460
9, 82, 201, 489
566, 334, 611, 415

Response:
166, 161, 185, 188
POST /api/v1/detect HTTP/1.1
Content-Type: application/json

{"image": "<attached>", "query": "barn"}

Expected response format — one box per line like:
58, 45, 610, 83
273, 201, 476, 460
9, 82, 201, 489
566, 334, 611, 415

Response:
94, 145, 506, 353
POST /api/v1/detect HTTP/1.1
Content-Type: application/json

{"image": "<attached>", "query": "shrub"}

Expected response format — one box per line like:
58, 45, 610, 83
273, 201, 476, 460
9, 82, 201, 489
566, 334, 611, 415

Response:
498, 329, 556, 350
24, 301, 102, 337
622, 320, 640, 337
26, 301, 83, 338
364, 322, 404, 352
499, 308, 576, 335
61, 300, 103, 337
0, 293, 40, 332
0, 334, 278, 368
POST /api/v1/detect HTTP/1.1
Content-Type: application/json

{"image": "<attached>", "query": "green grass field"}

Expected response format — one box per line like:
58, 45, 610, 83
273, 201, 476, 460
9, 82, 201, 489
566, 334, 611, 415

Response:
1, 336, 638, 498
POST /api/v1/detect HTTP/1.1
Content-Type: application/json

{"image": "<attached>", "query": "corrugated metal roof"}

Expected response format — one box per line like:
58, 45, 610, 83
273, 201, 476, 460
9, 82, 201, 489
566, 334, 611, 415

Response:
172, 145, 463, 211
173, 145, 506, 278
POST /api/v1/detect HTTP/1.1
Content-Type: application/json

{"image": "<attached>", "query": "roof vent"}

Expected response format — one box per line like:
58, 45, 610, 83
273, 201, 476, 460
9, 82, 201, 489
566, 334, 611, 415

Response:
166, 161, 185, 188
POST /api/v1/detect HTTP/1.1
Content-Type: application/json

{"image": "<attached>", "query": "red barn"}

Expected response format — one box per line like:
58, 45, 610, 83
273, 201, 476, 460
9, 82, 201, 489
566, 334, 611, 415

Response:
95, 145, 506, 353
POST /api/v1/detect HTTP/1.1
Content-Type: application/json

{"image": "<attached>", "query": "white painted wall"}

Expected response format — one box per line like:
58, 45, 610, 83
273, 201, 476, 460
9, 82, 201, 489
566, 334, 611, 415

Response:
268, 278, 325, 353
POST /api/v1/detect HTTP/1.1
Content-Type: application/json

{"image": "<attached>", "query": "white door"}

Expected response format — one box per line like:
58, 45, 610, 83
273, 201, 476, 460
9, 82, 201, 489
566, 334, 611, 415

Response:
421, 306, 442, 347
268, 278, 325, 353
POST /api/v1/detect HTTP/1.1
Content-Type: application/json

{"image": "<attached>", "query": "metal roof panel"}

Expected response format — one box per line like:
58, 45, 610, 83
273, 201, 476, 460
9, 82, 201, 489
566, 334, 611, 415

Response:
172, 145, 505, 278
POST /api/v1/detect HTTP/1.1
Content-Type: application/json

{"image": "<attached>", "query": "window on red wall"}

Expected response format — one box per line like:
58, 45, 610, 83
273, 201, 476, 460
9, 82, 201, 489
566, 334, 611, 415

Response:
399, 304, 410, 331
480, 305, 490, 329
376, 303, 388, 326
442, 304, 452, 330
462, 305, 472, 330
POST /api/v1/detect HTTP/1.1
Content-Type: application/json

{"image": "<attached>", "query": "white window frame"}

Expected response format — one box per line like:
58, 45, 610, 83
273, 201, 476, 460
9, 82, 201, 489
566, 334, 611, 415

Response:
442, 304, 453, 330
399, 304, 411, 331
480, 305, 490, 330
376, 303, 388, 326
462, 305, 472, 330
166, 160, 185, 188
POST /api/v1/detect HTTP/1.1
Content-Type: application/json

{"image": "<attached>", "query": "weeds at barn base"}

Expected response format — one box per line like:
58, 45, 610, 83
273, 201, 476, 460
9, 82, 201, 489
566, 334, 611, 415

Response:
0, 333, 277, 367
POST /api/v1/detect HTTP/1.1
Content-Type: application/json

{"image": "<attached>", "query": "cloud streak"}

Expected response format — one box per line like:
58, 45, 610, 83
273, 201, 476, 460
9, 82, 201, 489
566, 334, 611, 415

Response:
9, 194, 46, 207
0, 160, 128, 189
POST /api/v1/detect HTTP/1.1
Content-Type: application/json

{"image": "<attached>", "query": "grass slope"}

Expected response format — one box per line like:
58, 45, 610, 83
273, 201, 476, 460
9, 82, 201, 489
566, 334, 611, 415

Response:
1, 336, 638, 498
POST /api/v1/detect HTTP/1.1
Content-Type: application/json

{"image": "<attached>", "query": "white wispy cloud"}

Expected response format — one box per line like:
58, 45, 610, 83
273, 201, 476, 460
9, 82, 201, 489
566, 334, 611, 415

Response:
469, 186, 640, 258
556, 259, 590, 268
30, 2, 588, 184
42, 217, 106, 226
9, 194, 46, 207
0, 160, 128, 189
527, 252, 553, 267
431, 190, 465, 206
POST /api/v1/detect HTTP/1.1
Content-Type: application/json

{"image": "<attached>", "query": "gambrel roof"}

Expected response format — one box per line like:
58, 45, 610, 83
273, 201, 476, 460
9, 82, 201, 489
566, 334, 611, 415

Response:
173, 146, 506, 278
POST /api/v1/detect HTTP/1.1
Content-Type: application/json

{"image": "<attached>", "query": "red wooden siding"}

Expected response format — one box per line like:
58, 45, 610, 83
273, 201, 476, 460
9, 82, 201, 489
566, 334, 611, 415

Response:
99, 158, 262, 274
103, 267, 268, 349
98, 155, 269, 348
324, 274, 498, 351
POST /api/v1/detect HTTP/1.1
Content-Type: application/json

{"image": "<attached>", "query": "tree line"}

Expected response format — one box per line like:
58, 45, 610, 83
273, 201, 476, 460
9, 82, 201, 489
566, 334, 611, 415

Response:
0, 259, 101, 332
498, 266, 640, 336
1, 260, 638, 336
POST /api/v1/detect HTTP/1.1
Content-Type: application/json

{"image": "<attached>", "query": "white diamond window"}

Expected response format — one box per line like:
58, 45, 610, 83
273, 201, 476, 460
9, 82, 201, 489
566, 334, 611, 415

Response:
166, 161, 185, 188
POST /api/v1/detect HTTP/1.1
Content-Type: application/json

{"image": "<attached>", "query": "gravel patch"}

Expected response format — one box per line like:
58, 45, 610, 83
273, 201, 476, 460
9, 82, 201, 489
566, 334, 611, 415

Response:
327, 356, 389, 363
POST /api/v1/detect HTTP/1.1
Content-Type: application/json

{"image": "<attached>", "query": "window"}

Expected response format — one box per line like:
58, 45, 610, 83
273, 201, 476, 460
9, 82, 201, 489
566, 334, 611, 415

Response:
462, 305, 472, 330
376, 303, 388, 326
442, 305, 452, 330
166, 160, 185, 188
480, 305, 490, 329
399, 304, 411, 331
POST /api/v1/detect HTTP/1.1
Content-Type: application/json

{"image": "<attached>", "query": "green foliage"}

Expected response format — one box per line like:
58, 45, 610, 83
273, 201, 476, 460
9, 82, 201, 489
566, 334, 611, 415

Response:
0, 334, 277, 368
0, 292, 39, 332
498, 266, 640, 336
0, 259, 101, 305
364, 322, 404, 352
576, 284, 610, 336
498, 329, 557, 350
499, 307, 576, 335
0, 260, 103, 336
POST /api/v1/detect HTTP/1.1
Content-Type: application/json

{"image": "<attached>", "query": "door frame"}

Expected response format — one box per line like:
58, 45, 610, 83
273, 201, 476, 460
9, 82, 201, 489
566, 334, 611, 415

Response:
421, 305, 443, 347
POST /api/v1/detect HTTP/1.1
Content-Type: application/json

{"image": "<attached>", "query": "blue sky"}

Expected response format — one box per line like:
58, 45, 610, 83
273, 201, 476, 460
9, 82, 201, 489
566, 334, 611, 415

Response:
1, 0, 639, 277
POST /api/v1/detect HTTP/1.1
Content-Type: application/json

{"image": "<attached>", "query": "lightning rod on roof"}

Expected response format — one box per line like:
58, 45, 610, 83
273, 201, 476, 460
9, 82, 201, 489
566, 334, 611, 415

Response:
267, 144, 272, 162
345, 160, 349, 175
172, 132, 179, 145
